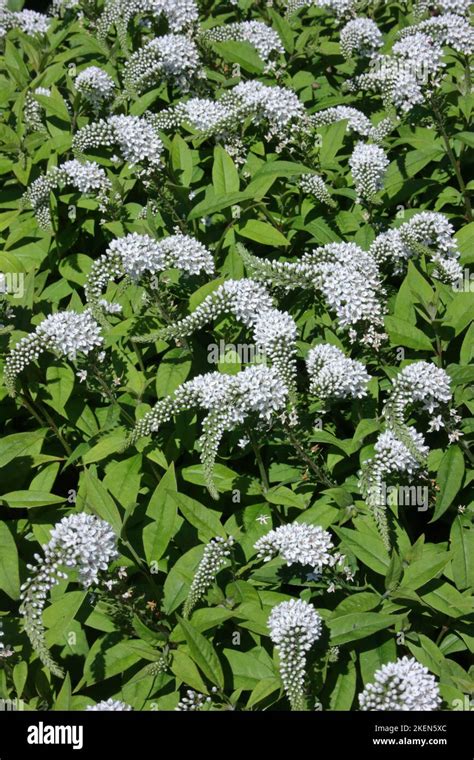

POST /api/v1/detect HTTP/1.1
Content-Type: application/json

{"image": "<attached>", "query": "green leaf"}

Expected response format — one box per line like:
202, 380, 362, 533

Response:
237, 220, 289, 247
334, 527, 390, 575
0, 521, 20, 599
53, 673, 72, 711
332, 592, 380, 617
328, 613, 405, 646
212, 145, 239, 195
319, 120, 348, 167
162, 546, 203, 614
399, 554, 450, 591
385, 551, 403, 591
359, 636, 397, 684
247, 678, 281, 707
143, 465, 178, 564
58, 253, 93, 286
405, 261, 434, 304
188, 176, 275, 219
450, 518, 474, 590
104, 454, 142, 513
431, 446, 464, 522
44, 364, 75, 414
265, 485, 308, 509
384, 316, 432, 351
171, 134, 193, 186
182, 463, 237, 493
252, 160, 314, 180
13, 660, 28, 699
0, 491, 65, 508
212, 40, 265, 74
455, 131, 474, 148
83, 470, 122, 535
82, 638, 146, 686
171, 650, 208, 694
177, 616, 224, 688
170, 608, 234, 641
224, 648, 275, 690
170, 491, 225, 541
81, 429, 128, 465
329, 660, 356, 710
456, 222, 474, 264
155, 348, 192, 397
44, 591, 87, 646
420, 581, 474, 618
0, 430, 46, 468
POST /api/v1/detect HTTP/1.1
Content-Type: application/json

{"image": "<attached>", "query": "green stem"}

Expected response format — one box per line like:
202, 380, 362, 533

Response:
283, 424, 334, 487
432, 99, 472, 222
20, 386, 71, 457
249, 429, 270, 493
131, 339, 145, 375
92, 368, 135, 426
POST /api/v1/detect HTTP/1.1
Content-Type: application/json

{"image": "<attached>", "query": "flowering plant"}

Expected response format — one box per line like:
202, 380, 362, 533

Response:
0, 0, 472, 714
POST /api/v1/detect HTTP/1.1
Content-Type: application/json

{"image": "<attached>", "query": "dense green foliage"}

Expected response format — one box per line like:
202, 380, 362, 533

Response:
0, 0, 473, 712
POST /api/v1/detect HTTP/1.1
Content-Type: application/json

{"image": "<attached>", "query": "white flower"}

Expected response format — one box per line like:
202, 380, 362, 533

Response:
128, 365, 288, 498
386, 362, 452, 419
310, 106, 393, 142
349, 142, 389, 203
255, 522, 338, 572
175, 690, 212, 711
268, 599, 323, 710
348, 31, 445, 113
428, 415, 444, 432
398, 13, 474, 56
73, 115, 163, 177
159, 279, 298, 391
4, 309, 103, 394
299, 174, 334, 206
2, 9, 50, 37
85, 233, 214, 305
124, 34, 202, 95
98, 0, 198, 40
75, 67, 115, 112
340, 18, 383, 59
359, 657, 441, 711
154, 80, 307, 146
86, 699, 132, 711
306, 343, 371, 401
183, 537, 234, 617
23, 87, 51, 133
370, 428, 429, 478
370, 211, 461, 283
360, 427, 430, 548
20, 514, 118, 677
23, 160, 111, 229
241, 243, 386, 344
0, 621, 13, 658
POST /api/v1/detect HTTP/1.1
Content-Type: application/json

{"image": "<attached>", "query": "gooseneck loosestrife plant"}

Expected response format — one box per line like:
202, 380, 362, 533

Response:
0, 0, 472, 714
